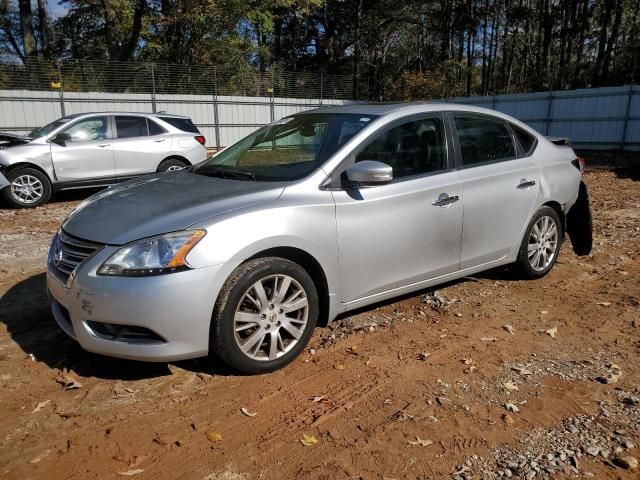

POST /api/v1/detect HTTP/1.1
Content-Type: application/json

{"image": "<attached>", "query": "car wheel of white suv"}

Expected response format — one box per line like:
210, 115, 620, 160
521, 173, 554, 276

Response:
211, 257, 318, 373
2, 167, 52, 208
517, 206, 562, 278
157, 158, 188, 173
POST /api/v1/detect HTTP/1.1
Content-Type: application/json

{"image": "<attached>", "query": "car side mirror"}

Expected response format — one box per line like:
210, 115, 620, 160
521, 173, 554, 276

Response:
51, 133, 71, 146
345, 160, 393, 185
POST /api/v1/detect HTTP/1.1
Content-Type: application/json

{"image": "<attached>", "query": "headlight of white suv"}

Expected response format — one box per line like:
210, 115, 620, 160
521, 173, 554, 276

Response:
98, 230, 206, 276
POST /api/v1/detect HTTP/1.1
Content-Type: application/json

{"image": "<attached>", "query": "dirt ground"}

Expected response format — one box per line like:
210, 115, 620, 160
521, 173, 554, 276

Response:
0, 163, 638, 480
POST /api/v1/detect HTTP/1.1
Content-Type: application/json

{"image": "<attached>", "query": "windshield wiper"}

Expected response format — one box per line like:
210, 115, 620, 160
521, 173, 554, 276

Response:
196, 167, 256, 180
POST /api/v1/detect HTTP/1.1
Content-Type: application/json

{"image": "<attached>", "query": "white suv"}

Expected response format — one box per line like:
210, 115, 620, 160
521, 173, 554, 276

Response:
0, 112, 208, 207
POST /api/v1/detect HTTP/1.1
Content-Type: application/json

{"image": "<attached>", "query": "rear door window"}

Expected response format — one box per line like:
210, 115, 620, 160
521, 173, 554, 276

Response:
453, 115, 516, 167
115, 116, 148, 138
147, 119, 166, 136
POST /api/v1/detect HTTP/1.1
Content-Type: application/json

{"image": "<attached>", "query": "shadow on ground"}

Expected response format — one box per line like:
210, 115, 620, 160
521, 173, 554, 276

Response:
577, 149, 640, 181
0, 272, 236, 380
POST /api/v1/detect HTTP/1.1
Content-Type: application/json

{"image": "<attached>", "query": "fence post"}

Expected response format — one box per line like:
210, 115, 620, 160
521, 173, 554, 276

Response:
150, 63, 157, 113
213, 66, 221, 150
270, 70, 275, 123
545, 90, 554, 136
57, 61, 65, 116
620, 84, 633, 151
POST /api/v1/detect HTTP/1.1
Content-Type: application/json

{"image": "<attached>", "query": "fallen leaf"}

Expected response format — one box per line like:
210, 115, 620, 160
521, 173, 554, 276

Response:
240, 407, 257, 417
545, 326, 558, 338
55, 373, 82, 390
31, 399, 50, 413
462, 358, 475, 365
206, 431, 223, 442
117, 469, 145, 476
503, 382, 519, 392
540, 310, 548, 314
505, 403, 520, 413
596, 302, 611, 307
407, 436, 433, 447
503, 325, 515, 335
417, 352, 431, 361
300, 434, 318, 446
128, 455, 148, 469
28, 449, 51, 464
502, 413, 515, 426
311, 395, 327, 403
512, 366, 533, 376
347, 345, 358, 354
334, 362, 345, 371
397, 351, 404, 361
481, 337, 497, 342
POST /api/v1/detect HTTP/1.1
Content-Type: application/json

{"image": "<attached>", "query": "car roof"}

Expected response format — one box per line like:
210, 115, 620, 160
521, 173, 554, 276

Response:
61, 112, 189, 119
299, 101, 508, 118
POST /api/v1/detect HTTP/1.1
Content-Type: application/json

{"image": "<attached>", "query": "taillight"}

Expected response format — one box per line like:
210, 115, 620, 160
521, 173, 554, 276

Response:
571, 156, 586, 176
194, 135, 206, 146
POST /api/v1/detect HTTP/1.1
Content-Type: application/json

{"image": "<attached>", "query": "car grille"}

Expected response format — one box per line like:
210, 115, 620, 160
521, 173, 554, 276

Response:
50, 230, 103, 283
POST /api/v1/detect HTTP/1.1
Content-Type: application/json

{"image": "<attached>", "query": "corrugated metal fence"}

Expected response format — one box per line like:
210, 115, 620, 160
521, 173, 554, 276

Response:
0, 90, 346, 148
448, 85, 640, 151
2, 84, 638, 150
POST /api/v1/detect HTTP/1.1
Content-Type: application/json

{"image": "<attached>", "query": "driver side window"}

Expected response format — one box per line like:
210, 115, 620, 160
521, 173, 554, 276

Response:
61, 116, 109, 143
355, 116, 446, 179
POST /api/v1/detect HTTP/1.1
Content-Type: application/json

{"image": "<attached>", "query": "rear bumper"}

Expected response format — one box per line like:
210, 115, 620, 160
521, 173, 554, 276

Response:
47, 245, 226, 362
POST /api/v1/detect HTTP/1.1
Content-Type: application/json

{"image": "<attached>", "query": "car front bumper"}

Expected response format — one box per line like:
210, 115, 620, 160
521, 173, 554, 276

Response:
47, 245, 225, 362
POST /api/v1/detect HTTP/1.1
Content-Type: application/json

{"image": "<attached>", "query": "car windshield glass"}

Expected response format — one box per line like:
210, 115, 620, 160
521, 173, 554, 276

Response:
29, 117, 73, 138
194, 113, 377, 181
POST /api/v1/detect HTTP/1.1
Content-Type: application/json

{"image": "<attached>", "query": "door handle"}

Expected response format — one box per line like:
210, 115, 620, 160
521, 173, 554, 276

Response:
153, 138, 166, 143
517, 180, 536, 189
98, 143, 111, 148
432, 194, 460, 207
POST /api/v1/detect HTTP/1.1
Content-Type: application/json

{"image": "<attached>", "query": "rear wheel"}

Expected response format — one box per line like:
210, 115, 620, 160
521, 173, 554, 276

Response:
211, 257, 318, 374
1, 167, 52, 208
157, 158, 188, 173
516, 206, 562, 278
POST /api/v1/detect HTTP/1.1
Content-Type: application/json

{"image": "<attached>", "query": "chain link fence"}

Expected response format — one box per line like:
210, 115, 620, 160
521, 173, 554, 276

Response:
0, 59, 354, 99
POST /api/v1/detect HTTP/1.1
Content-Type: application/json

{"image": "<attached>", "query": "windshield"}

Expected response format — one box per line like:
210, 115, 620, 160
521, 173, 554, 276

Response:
29, 117, 73, 138
194, 113, 377, 181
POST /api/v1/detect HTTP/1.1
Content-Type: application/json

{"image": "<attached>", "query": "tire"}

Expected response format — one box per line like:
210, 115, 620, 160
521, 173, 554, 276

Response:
211, 257, 318, 374
157, 158, 188, 173
1, 167, 52, 208
516, 206, 562, 279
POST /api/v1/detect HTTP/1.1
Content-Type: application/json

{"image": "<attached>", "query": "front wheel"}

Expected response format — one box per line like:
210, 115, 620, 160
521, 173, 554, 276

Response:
210, 257, 318, 374
516, 206, 562, 279
1, 167, 52, 208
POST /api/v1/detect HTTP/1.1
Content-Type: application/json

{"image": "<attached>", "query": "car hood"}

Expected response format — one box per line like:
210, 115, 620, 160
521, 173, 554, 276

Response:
62, 170, 286, 245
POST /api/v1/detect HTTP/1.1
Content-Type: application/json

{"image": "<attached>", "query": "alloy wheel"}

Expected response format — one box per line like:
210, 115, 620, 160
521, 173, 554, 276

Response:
233, 274, 309, 361
11, 174, 44, 205
527, 215, 558, 272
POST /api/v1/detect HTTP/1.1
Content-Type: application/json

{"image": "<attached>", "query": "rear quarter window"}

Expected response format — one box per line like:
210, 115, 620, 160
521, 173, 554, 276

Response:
159, 117, 200, 133
510, 123, 537, 155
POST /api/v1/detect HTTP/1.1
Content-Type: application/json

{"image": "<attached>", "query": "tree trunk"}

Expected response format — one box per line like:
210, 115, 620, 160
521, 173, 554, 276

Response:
36, 0, 51, 57
18, 0, 35, 58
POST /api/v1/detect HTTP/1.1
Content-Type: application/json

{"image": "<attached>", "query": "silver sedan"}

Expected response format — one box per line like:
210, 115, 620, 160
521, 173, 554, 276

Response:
46, 103, 592, 373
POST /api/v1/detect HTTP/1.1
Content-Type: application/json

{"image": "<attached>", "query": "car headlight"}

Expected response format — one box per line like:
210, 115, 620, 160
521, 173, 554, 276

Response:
98, 230, 206, 276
